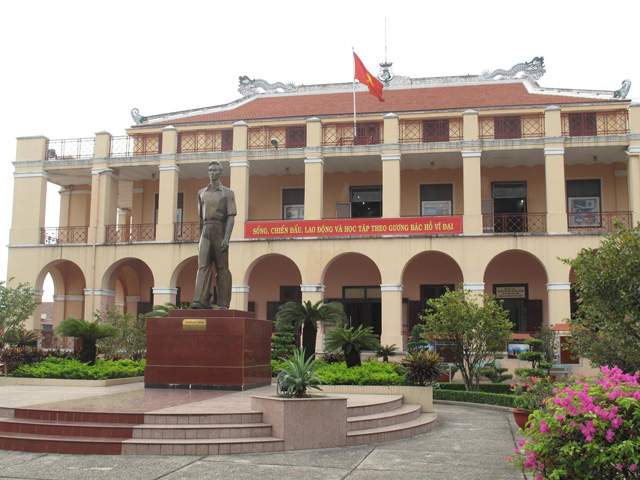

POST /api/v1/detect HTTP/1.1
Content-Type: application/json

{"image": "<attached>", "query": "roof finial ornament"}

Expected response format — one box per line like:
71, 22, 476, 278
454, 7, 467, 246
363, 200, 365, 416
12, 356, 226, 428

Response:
238, 75, 297, 97
378, 17, 394, 85
614, 79, 631, 99
480, 56, 546, 81
130, 108, 147, 125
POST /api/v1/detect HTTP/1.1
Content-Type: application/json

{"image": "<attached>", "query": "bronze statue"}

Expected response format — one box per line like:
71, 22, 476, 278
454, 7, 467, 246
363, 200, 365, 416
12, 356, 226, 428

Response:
192, 160, 236, 309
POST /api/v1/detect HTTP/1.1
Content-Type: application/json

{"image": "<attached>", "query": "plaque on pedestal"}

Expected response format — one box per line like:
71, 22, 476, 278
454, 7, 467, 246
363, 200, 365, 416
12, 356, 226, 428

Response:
144, 309, 272, 390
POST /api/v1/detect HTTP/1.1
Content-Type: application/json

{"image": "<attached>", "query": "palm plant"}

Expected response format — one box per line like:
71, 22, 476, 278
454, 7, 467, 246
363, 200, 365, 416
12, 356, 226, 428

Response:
274, 301, 346, 361
324, 323, 380, 367
5, 329, 39, 347
56, 318, 118, 365
375, 344, 398, 363
277, 349, 323, 398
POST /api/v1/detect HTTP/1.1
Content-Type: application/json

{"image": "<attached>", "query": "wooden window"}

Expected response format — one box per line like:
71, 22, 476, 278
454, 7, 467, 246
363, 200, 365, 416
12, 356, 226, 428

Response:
568, 113, 597, 136
285, 127, 306, 148
422, 119, 450, 142
494, 116, 522, 139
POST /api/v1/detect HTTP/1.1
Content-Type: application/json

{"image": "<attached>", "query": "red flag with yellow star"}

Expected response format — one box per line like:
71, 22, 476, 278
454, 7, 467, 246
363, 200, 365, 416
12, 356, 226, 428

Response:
353, 52, 384, 102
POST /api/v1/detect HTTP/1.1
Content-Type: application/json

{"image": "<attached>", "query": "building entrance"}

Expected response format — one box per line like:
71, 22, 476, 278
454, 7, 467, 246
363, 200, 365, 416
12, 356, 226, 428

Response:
341, 286, 382, 337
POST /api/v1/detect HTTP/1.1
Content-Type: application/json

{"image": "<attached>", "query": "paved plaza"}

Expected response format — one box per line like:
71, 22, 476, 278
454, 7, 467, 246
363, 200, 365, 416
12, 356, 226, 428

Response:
0, 383, 527, 480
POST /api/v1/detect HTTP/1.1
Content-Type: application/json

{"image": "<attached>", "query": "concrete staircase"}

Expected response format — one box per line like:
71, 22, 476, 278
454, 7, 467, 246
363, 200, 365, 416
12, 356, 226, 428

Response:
0, 394, 436, 455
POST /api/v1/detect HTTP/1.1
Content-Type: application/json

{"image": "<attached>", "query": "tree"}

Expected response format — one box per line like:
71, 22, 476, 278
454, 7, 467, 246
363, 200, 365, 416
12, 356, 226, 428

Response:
562, 222, 640, 373
274, 300, 346, 361
95, 309, 147, 359
0, 279, 40, 347
324, 323, 380, 367
56, 318, 118, 365
419, 288, 513, 391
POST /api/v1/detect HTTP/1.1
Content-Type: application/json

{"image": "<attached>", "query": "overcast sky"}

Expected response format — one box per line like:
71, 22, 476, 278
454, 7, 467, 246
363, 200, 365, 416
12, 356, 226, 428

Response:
1, 0, 639, 298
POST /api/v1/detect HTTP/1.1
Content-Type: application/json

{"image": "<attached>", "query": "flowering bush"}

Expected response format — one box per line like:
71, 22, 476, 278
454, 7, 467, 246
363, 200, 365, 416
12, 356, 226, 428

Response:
511, 375, 558, 412
508, 366, 640, 479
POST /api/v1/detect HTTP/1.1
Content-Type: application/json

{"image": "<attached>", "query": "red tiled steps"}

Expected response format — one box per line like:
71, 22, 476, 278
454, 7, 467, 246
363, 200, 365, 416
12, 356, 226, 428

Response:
0, 409, 283, 455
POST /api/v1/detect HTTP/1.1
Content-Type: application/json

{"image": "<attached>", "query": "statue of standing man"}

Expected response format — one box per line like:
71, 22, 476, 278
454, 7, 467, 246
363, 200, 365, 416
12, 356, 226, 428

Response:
192, 160, 236, 309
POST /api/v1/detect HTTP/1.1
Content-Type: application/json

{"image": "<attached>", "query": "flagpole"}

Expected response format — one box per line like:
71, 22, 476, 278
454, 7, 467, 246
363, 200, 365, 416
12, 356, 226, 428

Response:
352, 47, 357, 138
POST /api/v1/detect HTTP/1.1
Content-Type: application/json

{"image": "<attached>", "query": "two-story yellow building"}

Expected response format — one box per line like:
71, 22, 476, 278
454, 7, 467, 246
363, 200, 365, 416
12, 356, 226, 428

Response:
9, 58, 638, 373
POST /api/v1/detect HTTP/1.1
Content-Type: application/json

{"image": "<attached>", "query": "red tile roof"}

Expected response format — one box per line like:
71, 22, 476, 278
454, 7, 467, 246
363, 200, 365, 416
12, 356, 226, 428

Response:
146, 82, 624, 127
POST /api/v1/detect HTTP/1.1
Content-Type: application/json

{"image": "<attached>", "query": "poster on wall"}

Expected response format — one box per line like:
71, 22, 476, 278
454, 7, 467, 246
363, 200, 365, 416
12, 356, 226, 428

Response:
507, 343, 530, 359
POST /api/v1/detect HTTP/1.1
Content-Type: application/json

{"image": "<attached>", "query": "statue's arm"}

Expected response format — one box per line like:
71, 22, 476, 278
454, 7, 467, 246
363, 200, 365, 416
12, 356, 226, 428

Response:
197, 191, 204, 234
221, 216, 234, 252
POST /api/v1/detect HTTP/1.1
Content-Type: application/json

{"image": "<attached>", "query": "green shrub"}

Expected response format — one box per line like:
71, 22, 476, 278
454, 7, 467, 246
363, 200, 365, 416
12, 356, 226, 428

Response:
0, 347, 73, 375
271, 359, 286, 377
271, 331, 296, 360
317, 360, 404, 386
437, 382, 513, 394
400, 350, 444, 386
433, 389, 515, 407
11, 356, 145, 380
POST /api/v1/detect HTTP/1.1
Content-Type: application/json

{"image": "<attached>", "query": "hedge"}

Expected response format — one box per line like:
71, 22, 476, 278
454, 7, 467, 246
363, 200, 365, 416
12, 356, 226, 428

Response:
437, 382, 512, 394
10, 357, 146, 380
433, 388, 515, 407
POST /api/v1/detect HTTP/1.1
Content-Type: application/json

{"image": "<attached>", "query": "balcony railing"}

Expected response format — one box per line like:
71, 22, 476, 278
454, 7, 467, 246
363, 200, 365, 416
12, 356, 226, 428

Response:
174, 222, 200, 242
322, 123, 383, 146
568, 211, 631, 232
179, 130, 232, 153
45, 138, 95, 160
41, 226, 88, 244
399, 118, 463, 143
105, 224, 156, 243
561, 111, 629, 137
110, 134, 162, 157
248, 126, 306, 150
483, 213, 547, 234
479, 114, 545, 140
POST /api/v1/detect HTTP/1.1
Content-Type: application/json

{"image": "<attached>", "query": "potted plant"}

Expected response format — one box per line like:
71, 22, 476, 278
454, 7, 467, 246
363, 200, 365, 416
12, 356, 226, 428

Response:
510, 375, 557, 429
277, 349, 324, 398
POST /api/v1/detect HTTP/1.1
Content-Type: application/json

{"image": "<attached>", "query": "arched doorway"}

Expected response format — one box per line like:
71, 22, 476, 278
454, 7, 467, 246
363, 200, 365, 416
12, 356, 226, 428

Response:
323, 253, 382, 335
484, 250, 548, 334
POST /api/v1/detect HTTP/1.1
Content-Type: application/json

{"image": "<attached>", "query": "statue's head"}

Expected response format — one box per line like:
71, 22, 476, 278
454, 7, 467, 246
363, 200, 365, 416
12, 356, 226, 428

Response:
208, 160, 223, 181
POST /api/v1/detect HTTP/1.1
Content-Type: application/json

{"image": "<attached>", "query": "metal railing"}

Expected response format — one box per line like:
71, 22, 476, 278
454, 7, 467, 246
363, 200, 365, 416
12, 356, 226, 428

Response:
399, 118, 463, 143
479, 114, 545, 140
179, 130, 232, 153
41, 226, 88, 244
248, 126, 306, 150
482, 213, 547, 234
174, 222, 200, 242
105, 224, 156, 243
322, 123, 383, 146
568, 211, 631, 232
45, 138, 95, 160
110, 134, 162, 157
561, 110, 628, 137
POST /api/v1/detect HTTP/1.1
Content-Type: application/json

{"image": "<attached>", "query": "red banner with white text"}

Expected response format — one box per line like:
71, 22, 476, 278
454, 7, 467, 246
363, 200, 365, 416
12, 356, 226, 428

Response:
245, 216, 463, 239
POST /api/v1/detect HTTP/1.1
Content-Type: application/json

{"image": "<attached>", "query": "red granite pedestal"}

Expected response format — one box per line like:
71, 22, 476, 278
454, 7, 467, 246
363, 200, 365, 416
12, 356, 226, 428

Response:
144, 309, 272, 390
